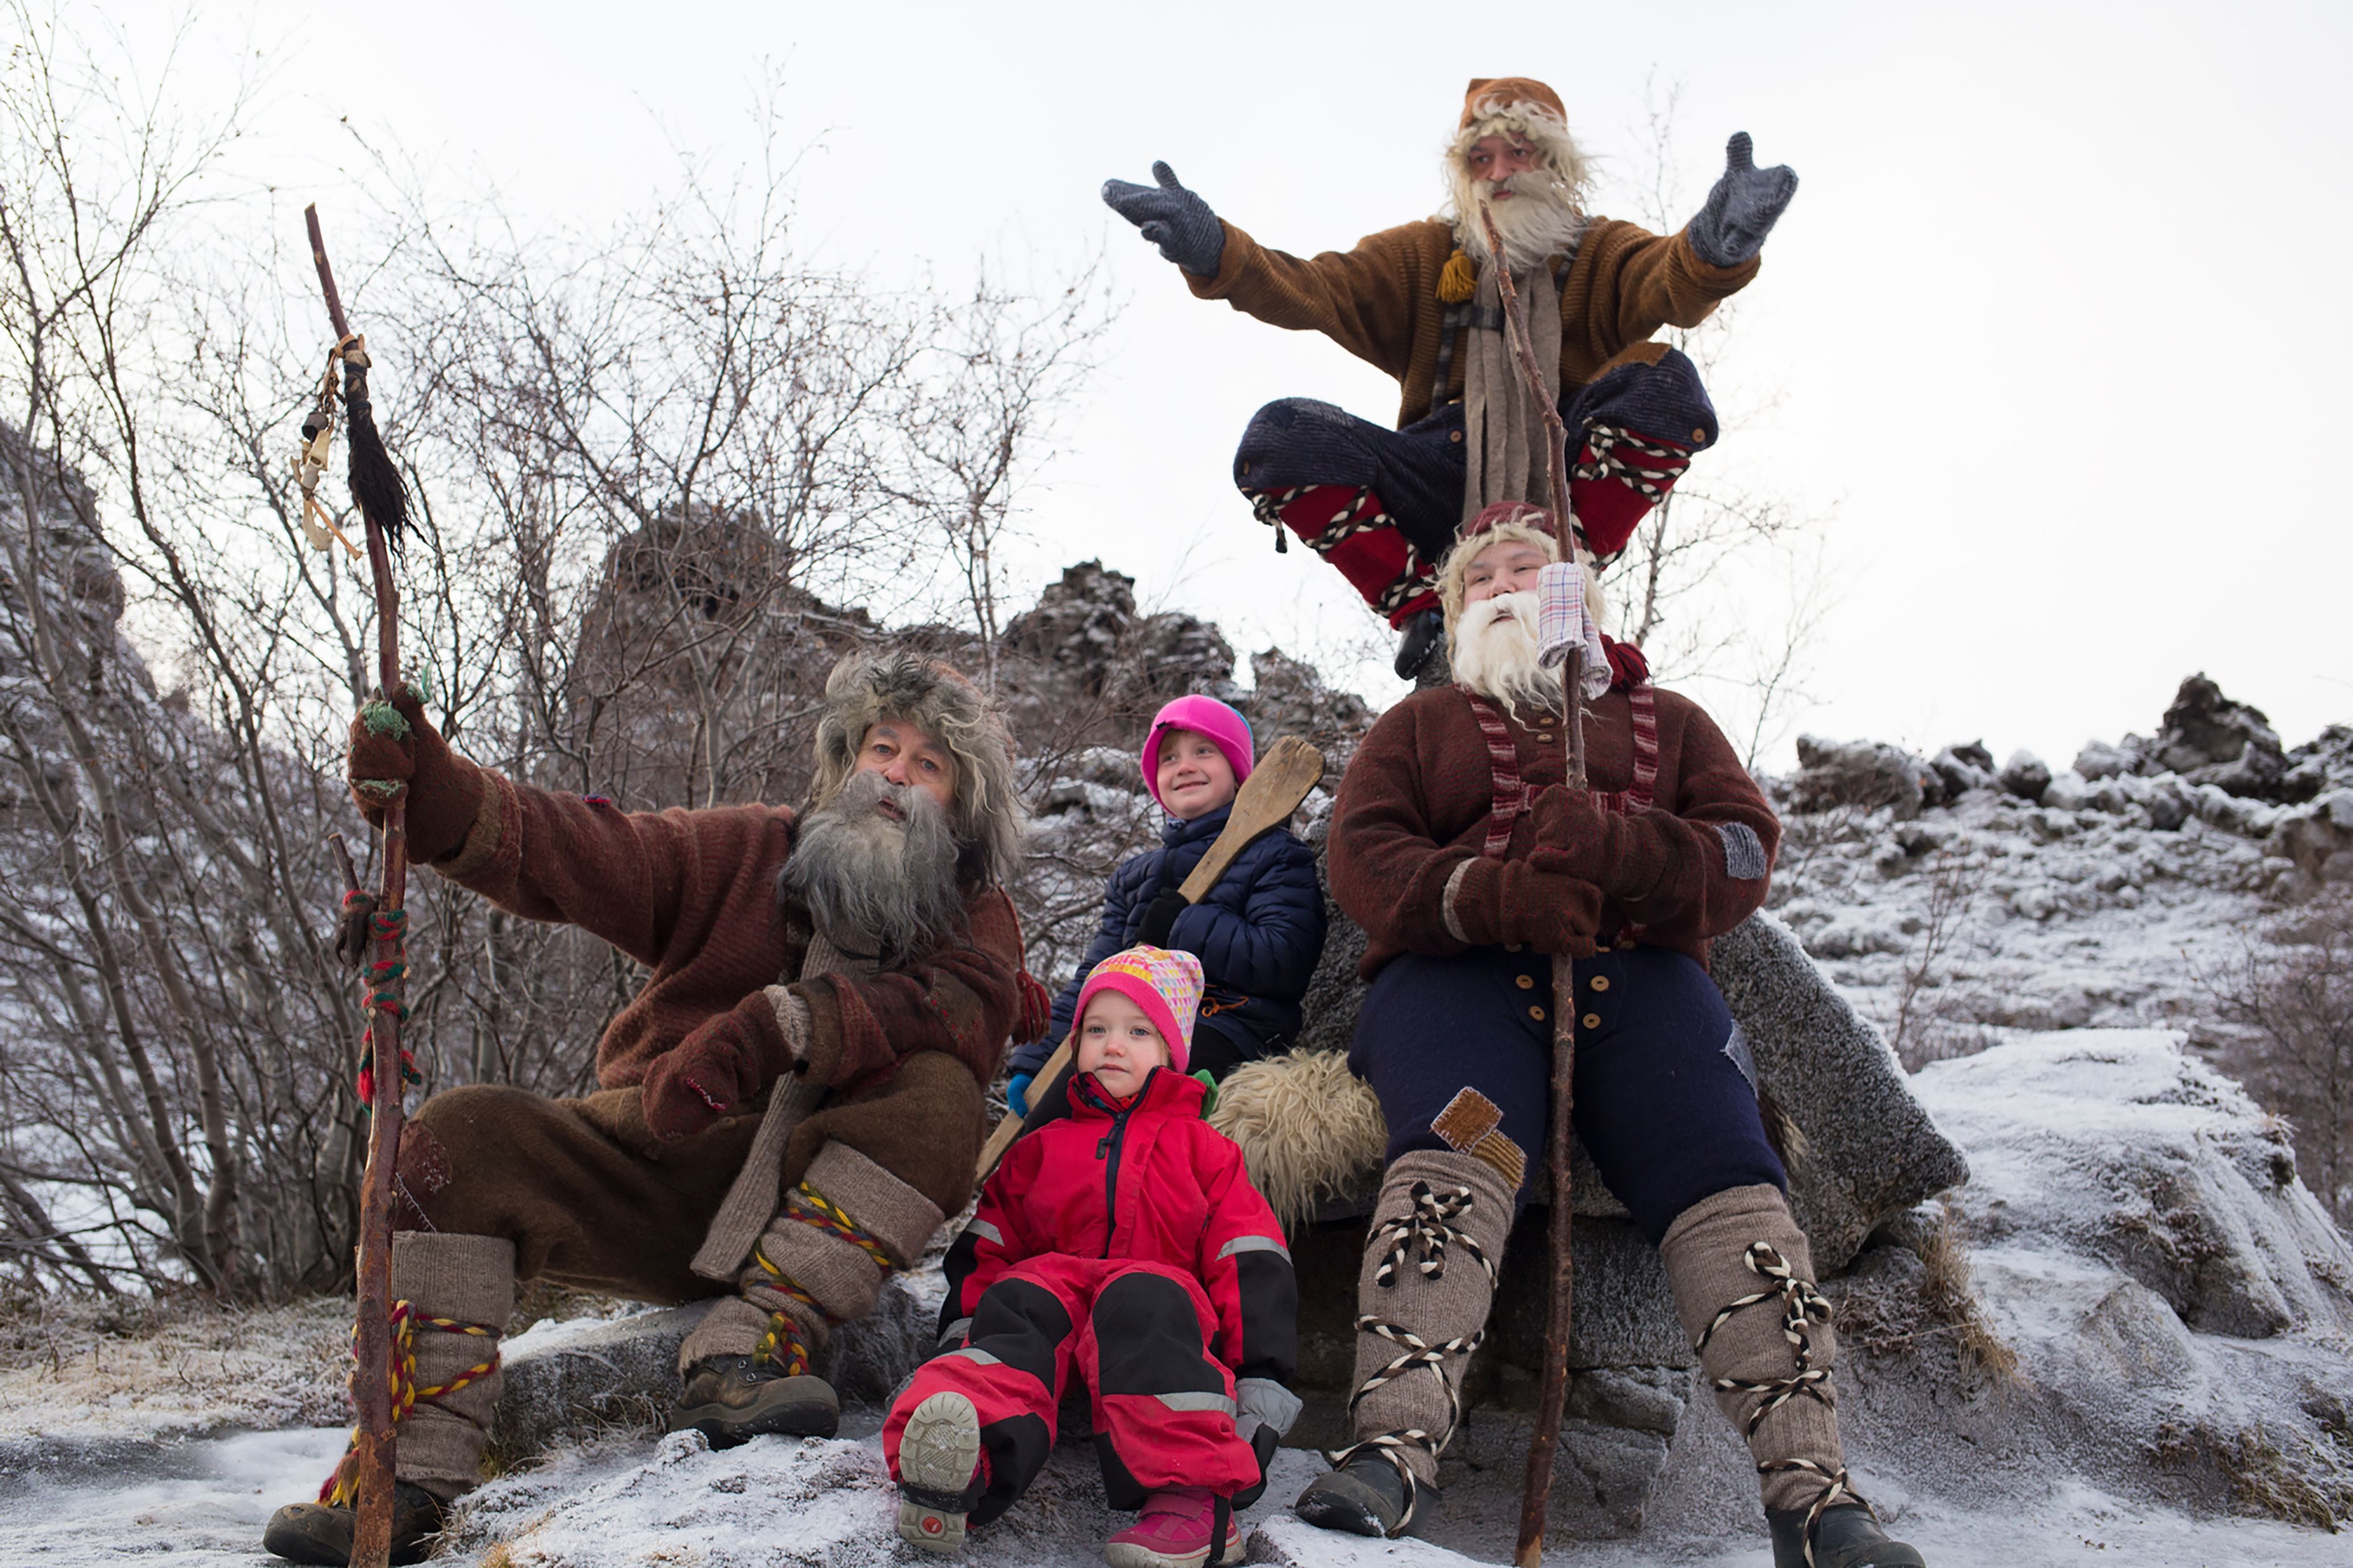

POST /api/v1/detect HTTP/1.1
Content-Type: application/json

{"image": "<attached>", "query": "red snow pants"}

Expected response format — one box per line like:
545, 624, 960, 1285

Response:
883, 1255, 1261, 1525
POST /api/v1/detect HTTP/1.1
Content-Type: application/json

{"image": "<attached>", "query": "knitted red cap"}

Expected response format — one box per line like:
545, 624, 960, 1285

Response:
1461, 77, 1568, 130
1465, 500, 1557, 538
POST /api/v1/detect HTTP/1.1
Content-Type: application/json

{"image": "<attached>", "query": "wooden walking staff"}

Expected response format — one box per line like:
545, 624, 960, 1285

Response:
306, 203, 419, 1568
1476, 201, 1589, 1568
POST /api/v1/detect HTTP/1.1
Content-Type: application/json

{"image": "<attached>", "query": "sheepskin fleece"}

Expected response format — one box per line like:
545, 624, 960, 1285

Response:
1208, 1047, 1388, 1231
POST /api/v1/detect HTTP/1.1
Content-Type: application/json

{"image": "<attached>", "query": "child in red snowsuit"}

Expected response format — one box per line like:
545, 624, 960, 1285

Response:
887, 945, 1299, 1567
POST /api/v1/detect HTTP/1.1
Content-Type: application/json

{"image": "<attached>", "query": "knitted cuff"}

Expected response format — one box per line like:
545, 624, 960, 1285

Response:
435, 770, 510, 881
390, 1231, 515, 1326
804, 1141, 946, 1268
677, 1296, 772, 1376
1441, 859, 1476, 946
768, 986, 813, 1072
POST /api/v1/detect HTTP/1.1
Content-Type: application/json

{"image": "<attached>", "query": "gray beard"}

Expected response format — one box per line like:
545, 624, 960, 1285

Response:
1452, 173, 1586, 272
780, 769, 965, 959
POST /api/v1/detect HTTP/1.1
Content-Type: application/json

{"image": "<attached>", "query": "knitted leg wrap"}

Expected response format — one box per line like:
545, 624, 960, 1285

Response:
676, 1142, 944, 1378
1248, 484, 1439, 626
321, 1232, 514, 1505
1330, 1150, 1512, 1515
1660, 1184, 1854, 1527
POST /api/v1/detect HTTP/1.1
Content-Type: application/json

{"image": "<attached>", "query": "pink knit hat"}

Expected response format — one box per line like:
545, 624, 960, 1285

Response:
1072, 945, 1204, 1076
1142, 695, 1254, 812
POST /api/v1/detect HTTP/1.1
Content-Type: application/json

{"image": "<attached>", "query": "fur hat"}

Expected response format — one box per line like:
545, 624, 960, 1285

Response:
811, 648, 1023, 890
1142, 694, 1254, 812
1459, 76, 1566, 129
1073, 944, 1203, 1076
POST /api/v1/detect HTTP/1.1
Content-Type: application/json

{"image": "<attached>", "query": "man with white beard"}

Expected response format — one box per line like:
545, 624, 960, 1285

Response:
1103, 76, 1796, 678
1298, 505, 1926, 1568
265, 648, 1043, 1567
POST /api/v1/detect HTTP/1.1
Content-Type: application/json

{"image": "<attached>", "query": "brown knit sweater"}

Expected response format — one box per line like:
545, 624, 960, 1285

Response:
1327, 682, 1779, 977
1186, 215, 1760, 429
437, 772, 1023, 1093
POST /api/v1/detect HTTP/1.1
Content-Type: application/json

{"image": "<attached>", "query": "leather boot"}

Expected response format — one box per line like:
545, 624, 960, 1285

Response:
1294, 1149, 1512, 1538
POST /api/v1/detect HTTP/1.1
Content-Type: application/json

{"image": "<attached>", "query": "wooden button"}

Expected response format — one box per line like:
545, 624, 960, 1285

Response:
1536, 733, 1553, 742
1590, 976, 1610, 993
1528, 1005, 1545, 1021
1504, 943, 1523, 953
1516, 973, 1535, 990
1582, 1013, 1602, 1030
1239, 460, 1251, 476
1450, 430, 1464, 443
1690, 426, 1707, 441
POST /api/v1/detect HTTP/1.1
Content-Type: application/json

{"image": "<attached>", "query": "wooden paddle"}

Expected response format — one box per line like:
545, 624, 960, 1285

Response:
972, 735, 1327, 1188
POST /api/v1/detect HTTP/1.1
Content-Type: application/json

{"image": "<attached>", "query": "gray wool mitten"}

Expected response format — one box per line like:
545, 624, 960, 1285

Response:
1687, 132, 1799, 268
1101, 160, 1225, 277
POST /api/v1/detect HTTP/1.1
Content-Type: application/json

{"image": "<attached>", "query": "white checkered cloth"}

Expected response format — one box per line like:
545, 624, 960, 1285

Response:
1536, 562, 1611, 699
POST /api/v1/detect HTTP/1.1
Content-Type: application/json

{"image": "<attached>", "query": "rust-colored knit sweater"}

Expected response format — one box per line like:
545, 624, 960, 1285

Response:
1328, 682, 1779, 976
438, 773, 1023, 1093
1186, 216, 1759, 429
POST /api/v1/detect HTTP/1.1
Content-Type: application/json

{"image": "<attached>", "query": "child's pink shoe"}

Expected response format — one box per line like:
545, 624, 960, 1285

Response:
1104, 1487, 1243, 1568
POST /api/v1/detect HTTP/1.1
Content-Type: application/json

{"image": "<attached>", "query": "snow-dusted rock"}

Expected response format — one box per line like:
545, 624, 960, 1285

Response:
1712, 912, 1971, 1269
493, 1279, 936, 1466
1883, 1032, 2353, 1517
1791, 735, 1928, 818
1999, 749, 2052, 801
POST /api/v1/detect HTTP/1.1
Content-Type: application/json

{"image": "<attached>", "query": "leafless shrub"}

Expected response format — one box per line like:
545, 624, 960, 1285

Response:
1887, 849, 1994, 1069
2201, 894, 2353, 1226
0, 22, 1116, 1298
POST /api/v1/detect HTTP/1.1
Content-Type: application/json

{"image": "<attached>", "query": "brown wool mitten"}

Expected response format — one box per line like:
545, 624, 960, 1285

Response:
1453, 854, 1603, 955
345, 684, 489, 864
640, 988, 807, 1142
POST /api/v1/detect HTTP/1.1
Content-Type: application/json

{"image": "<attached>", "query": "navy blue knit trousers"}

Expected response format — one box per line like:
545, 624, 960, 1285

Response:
1348, 943, 1783, 1245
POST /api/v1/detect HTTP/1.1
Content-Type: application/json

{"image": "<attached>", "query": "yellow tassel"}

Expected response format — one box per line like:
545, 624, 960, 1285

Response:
1438, 250, 1476, 304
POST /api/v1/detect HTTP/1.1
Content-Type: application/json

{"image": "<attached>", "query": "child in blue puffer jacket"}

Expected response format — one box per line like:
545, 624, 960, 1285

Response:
1006, 695, 1327, 1113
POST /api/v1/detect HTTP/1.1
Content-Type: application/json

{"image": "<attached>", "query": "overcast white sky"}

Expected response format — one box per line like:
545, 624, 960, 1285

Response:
98, 1, 2353, 770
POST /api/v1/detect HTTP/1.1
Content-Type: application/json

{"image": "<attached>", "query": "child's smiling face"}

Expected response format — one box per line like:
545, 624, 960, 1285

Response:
1076, 990, 1170, 1097
1154, 728, 1239, 820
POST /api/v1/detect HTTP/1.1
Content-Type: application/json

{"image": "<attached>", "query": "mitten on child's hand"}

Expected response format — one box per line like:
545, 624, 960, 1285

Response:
1137, 887, 1188, 947
640, 987, 804, 1141
1005, 1073, 1035, 1118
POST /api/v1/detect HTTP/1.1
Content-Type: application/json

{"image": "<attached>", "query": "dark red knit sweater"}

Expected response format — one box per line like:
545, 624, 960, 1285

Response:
1328, 683, 1779, 977
440, 773, 1023, 1093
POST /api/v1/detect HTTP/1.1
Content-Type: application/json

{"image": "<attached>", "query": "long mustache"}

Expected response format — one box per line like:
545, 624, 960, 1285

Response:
780, 768, 964, 957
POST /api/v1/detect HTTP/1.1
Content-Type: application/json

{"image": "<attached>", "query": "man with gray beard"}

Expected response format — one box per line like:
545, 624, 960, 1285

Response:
265, 649, 1042, 1567
1295, 504, 1924, 1567
1103, 76, 1796, 679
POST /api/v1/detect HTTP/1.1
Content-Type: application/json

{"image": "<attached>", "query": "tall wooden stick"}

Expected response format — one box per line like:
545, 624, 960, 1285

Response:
1478, 203, 1588, 1568
307, 203, 407, 1568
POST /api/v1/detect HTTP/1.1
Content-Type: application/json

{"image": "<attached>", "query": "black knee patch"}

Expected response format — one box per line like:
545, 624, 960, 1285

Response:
1233, 398, 1379, 491
1091, 1273, 1225, 1398
968, 1278, 1073, 1392
972, 1412, 1051, 1526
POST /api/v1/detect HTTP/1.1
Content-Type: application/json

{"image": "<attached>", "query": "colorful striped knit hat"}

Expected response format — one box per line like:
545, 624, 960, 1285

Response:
1073, 944, 1204, 1076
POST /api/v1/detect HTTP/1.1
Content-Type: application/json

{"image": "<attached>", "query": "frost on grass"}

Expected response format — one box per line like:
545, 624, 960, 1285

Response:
0, 1291, 349, 1442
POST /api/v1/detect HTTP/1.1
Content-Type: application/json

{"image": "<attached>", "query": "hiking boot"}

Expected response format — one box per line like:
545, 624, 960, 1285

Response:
1393, 608, 1445, 680
895, 1391, 984, 1554
1291, 1453, 1429, 1538
673, 1353, 840, 1447
1106, 1487, 1242, 1567
261, 1480, 446, 1566
1768, 1502, 1927, 1568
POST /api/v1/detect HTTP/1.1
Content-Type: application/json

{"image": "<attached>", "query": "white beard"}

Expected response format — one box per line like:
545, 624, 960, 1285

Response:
1451, 171, 1586, 272
1449, 591, 1564, 722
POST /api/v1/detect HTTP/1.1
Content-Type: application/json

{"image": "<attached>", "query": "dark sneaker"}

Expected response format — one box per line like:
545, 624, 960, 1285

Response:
1393, 608, 1445, 680
262, 1480, 447, 1566
1292, 1453, 1428, 1538
895, 1391, 984, 1554
1768, 1501, 1928, 1568
673, 1353, 840, 1447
